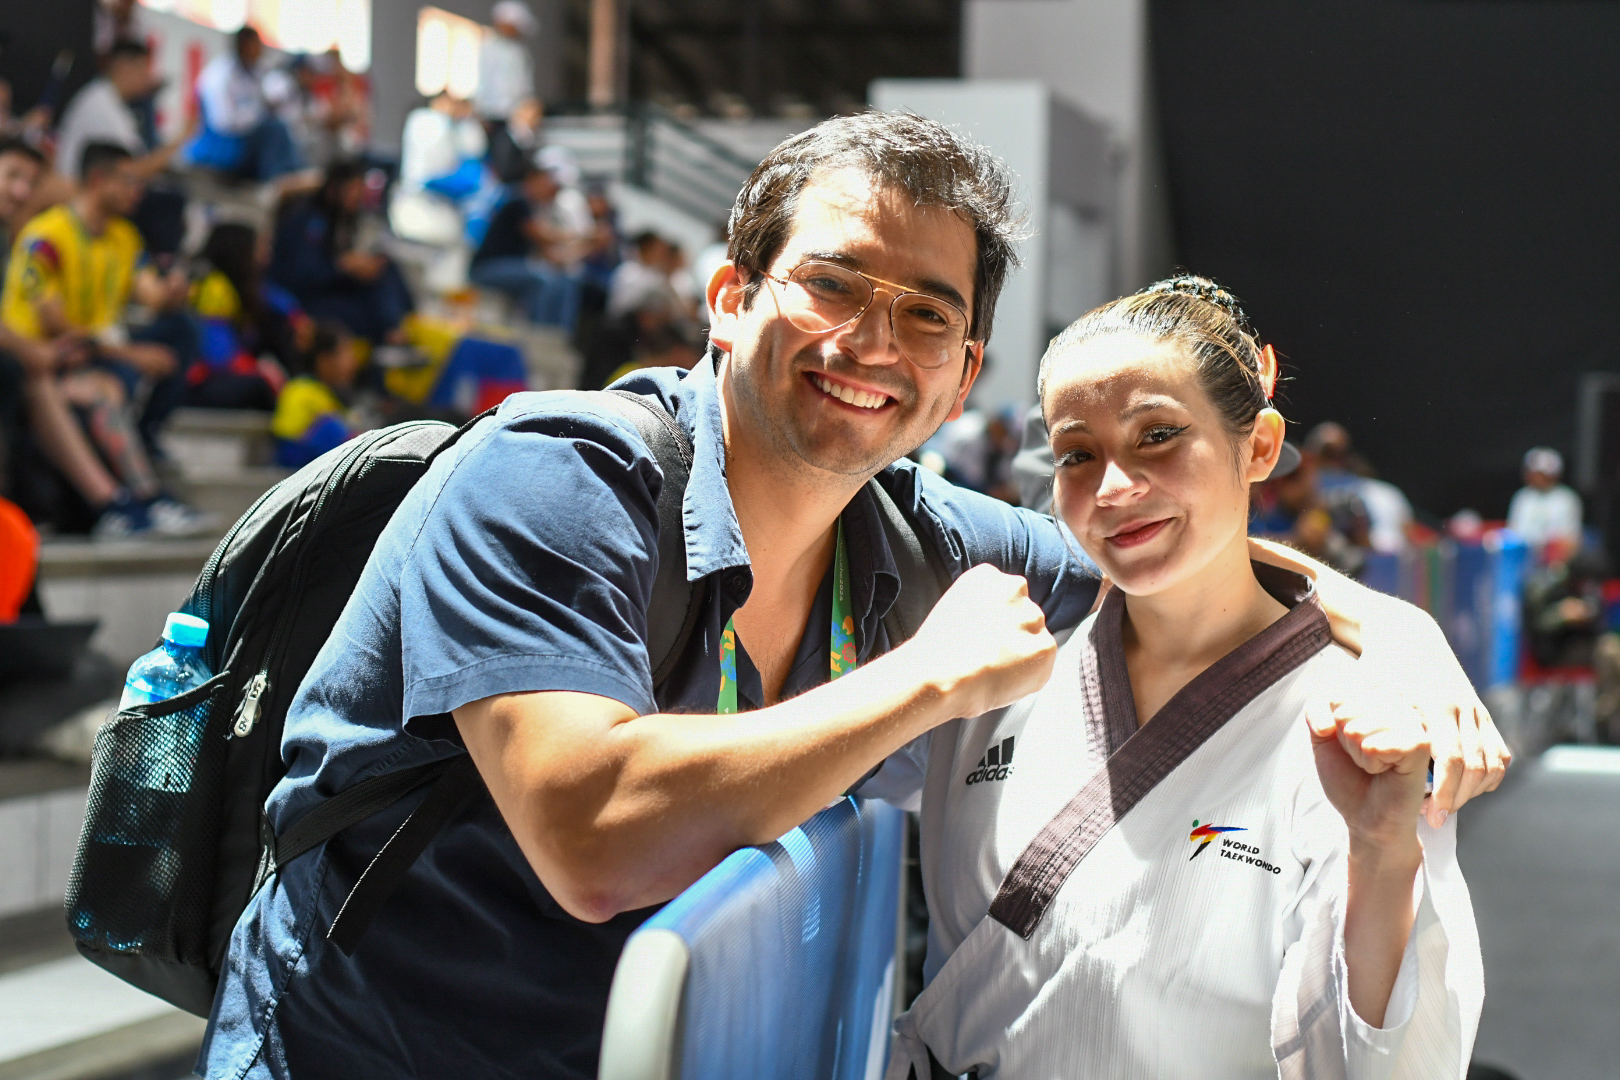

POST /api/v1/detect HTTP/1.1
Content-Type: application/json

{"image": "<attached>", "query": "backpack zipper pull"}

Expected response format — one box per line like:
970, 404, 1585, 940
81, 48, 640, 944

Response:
233, 672, 270, 738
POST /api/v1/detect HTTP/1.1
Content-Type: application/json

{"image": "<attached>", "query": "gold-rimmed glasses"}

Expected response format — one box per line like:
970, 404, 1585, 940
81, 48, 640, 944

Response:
760, 260, 976, 369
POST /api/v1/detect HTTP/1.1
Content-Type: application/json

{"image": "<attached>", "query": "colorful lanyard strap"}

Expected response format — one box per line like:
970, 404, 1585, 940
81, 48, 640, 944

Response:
717, 520, 855, 714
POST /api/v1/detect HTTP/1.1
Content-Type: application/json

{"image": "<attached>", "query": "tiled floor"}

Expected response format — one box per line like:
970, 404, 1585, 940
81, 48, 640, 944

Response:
1460, 745, 1620, 1080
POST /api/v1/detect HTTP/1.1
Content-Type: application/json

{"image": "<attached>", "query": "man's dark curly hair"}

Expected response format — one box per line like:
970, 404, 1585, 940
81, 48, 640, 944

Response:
726, 111, 1024, 343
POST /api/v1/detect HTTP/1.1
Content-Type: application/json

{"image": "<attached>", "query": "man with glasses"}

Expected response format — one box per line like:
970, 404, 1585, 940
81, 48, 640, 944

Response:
205, 112, 1508, 1080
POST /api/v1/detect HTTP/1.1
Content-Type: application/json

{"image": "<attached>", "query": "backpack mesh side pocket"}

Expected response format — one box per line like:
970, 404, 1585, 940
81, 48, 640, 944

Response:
67, 672, 232, 974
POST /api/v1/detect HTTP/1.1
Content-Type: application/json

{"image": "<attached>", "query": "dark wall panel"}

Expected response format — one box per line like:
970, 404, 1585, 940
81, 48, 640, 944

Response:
0, 0, 94, 117
1151, 0, 1620, 517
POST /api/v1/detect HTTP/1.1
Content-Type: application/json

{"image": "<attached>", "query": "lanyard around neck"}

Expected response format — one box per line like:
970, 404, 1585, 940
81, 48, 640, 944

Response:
717, 520, 854, 714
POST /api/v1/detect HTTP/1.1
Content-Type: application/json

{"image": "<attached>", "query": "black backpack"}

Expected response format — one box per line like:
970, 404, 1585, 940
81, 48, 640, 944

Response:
64, 390, 949, 1017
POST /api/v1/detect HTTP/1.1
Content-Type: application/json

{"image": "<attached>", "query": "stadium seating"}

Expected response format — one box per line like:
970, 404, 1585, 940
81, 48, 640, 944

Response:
598, 796, 904, 1080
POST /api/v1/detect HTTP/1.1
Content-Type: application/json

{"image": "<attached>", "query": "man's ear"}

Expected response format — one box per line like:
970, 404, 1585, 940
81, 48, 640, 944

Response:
1246, 408, 1286, 483
707, 261, 746, 356
944, 342, 986, 422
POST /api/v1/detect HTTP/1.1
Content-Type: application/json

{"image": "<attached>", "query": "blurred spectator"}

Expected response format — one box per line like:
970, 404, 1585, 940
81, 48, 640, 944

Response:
0, 141, 207, 537
476, 2, 538, 133
269, 159, 414, 343
468, 159, 584, 328
1300, 422, 1371, 547
599, 324, 701, 388
581, 288, 686, 390
56, 40, 190, 184
271, 320, 359, 468
392, 92, 485, 246
1304, 420, 1412, 552
0, 139, 52, 489
488, 97, 543, 184
56, 39, 193, 257
187, 26, 305, 182
609, 231, 685, 318
184, 222, 283, 411
268, 51, 367, 170
1250, 445, 1365, 577
1508, 446, 1582, 548
1010, 404, 1054, 513
1523, 542, 1605, 670
916, 407, 1022, 503
94, 0, 158, 148
571, 182, 621, 345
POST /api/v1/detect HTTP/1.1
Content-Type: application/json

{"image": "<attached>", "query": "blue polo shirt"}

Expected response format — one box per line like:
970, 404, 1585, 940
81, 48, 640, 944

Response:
201, 358, 1099, 1080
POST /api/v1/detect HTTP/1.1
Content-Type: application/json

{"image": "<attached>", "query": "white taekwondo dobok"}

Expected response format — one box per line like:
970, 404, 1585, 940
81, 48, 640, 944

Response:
867, 567, 1483, 1080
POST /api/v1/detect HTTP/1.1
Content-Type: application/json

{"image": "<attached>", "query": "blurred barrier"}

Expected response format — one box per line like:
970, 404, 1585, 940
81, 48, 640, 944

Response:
1362, 530, 1528, 690
598, 797, 904, 1080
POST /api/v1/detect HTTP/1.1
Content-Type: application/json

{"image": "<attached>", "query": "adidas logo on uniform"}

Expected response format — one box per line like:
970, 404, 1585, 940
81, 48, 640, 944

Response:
965, 736, 1016, 785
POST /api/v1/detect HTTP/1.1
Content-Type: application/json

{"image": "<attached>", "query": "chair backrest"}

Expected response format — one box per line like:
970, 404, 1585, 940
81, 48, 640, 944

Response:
599, 797, 905, 1080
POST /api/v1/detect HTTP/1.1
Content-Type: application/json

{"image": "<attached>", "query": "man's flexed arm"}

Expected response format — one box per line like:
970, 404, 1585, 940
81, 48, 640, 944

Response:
454, 564, 1055, 924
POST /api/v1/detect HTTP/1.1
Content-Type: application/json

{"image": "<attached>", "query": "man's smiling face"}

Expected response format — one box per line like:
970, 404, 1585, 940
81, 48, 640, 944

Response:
713, 167, 985, 480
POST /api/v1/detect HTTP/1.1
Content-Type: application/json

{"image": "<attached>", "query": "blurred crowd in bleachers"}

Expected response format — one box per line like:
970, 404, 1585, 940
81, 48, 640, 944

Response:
0, 0, 708, 561
3, 0, 1614, 756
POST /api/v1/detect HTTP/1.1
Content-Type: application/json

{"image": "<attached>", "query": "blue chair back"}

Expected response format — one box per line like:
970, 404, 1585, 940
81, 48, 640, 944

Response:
599, 797, 904, 1080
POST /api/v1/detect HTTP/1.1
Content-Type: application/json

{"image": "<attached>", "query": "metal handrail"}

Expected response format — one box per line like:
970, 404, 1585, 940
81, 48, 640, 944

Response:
543, 103, 759, 226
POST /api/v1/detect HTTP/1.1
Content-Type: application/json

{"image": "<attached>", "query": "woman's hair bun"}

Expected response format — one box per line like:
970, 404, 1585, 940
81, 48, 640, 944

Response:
1039, 271, 1273, 439
1143, 274, 1251, 331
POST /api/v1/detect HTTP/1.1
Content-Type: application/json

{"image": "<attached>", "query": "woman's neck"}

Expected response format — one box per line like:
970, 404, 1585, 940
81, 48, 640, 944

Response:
1120, 529, 1289, 725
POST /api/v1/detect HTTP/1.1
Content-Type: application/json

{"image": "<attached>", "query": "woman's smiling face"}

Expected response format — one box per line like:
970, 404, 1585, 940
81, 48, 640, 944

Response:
1044, 333, 1277, 597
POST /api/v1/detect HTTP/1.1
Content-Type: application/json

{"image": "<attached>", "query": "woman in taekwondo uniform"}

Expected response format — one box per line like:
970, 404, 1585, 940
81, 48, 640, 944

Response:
885, 277, 1483, 1080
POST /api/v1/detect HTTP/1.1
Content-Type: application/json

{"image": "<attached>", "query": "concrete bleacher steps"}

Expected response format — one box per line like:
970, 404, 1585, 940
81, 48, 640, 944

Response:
0, 763, 86, 924
37, 540, 215, 671
159, 409, 275, 477
0, 920, 202, 1080
0, 753, 203, 1080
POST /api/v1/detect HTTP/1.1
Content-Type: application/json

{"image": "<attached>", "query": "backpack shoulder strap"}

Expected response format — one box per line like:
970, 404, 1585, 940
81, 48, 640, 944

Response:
866, 476, 953, 649
598, 389, 704, 690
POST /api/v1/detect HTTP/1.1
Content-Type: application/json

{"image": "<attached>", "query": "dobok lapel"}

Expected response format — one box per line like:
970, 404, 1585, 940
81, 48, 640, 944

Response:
987, 566, 1331, 939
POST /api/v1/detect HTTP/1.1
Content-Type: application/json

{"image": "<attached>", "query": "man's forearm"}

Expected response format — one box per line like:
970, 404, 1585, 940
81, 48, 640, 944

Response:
455, 643, 959, 923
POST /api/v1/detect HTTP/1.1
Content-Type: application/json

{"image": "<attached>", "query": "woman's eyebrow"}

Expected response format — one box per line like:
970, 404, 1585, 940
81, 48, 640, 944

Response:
1049, 418, 1089, 436
1120, 396, 1181, 420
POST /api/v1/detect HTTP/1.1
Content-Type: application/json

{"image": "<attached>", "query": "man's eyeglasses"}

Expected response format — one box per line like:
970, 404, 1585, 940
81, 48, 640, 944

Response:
759, 260, 977, 370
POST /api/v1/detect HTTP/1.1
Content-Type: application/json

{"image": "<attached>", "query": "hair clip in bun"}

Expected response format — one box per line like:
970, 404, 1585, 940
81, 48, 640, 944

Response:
1258, 343, 1278, 400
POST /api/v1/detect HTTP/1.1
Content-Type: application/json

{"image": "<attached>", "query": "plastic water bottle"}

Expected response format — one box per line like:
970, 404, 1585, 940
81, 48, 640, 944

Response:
119, 613, 211, 710
88, 612, 215, 949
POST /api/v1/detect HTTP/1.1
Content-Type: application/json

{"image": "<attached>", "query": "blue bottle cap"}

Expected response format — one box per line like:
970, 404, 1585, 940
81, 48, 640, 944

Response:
163, 612, 210, 649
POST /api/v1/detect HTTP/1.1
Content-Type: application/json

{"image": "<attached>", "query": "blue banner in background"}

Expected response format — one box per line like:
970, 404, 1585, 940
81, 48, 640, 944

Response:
1485, 531, 1529, 689
1361, 531, 1527, 691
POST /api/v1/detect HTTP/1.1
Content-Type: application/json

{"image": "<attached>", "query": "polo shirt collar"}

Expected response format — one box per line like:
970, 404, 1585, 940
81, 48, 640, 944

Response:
671, 358, 901, 658
677, 356, 749, 583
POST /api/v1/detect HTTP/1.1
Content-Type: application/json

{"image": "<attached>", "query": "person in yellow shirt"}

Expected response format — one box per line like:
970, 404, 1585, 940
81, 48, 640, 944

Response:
271, 320, 359, 468
0, 141, 207, 537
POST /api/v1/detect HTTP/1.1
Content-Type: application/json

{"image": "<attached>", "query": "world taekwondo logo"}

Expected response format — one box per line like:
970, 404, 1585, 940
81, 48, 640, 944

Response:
1188, 820, 1245, 860
965, 736, 1015, 785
